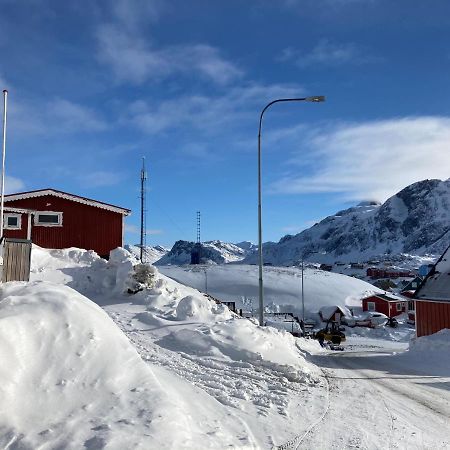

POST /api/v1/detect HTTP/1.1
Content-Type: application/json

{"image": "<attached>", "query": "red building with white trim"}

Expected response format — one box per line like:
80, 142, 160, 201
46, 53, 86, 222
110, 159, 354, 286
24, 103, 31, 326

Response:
414, 245, 450, 337
361, 293, 408, 318
2, 189, 130, 258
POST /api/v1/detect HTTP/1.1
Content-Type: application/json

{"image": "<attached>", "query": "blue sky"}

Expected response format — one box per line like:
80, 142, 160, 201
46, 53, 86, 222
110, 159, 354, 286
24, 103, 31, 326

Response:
2, 0, 450, 248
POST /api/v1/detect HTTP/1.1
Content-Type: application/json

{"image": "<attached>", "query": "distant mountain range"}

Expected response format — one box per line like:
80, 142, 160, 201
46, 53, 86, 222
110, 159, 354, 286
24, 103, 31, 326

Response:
154, 240, 256, 265
149, 179, 450, 267
242, 179, 450, 265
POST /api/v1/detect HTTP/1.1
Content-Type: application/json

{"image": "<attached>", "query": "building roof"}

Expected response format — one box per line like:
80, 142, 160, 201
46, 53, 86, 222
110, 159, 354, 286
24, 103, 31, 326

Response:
363, 293, 406, 303
4, 206, 36, 214
4, 189, 131, 216
414, 244, 450, 303
319, 305, 352, 320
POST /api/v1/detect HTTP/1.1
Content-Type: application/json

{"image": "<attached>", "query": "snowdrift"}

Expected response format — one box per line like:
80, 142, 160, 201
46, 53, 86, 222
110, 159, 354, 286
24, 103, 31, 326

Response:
0, 281, 254, 449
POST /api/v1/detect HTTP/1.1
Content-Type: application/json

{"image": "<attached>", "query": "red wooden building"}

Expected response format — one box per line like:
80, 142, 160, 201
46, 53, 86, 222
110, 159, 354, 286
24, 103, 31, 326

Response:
366, 268, 415, 279
361, 293, 408, 318
414, 245, 450, 337
2, 189, 130, 258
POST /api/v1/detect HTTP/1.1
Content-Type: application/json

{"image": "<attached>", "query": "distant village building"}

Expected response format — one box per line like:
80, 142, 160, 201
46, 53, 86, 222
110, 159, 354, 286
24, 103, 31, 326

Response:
361, 293, 408, 318
2, 189, 130, 258
414, 245, 450, 337
366, 268, 415, 279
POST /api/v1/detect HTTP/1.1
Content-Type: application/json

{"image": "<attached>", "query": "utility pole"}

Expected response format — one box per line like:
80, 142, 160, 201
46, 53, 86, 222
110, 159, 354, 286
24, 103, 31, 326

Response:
140, 157, 147, 263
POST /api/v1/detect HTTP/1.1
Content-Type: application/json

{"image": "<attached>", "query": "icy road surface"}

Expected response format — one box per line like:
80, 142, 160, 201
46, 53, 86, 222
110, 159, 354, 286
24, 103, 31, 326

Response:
305, 350, 450, 450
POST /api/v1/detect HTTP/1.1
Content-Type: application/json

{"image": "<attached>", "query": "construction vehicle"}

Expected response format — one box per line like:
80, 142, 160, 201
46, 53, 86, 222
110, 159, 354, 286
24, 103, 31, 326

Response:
315, 320, 346, 350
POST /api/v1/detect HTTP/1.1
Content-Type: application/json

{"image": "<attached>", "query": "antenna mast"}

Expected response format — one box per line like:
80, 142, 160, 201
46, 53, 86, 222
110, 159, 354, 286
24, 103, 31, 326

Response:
140, 157, 147, 263
196, 211, 201, 244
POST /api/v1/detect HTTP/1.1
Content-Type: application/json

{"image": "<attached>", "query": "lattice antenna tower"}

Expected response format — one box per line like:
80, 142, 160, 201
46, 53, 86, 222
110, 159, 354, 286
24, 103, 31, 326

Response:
196, 211, 201, 244
140, 157, 148, 263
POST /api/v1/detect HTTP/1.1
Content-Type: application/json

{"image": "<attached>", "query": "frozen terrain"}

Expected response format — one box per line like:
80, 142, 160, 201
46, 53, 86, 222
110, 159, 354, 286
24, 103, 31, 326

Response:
0, 245, 448, 449
158, 264, 382, 319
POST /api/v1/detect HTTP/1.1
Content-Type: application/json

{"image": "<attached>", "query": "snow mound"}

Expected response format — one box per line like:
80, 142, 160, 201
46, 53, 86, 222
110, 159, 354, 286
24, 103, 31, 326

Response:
175, 295, 229, 321
410, 328, 450, 353
0, 281, 252, 449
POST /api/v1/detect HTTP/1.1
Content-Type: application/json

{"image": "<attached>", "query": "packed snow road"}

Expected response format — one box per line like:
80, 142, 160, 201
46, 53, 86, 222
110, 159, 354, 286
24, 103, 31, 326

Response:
304, 350, 450, 450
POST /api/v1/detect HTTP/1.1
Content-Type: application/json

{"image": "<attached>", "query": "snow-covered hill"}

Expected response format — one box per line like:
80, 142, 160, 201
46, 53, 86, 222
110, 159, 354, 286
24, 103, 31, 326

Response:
243, 179, 450, 265
158, 264, 382, 319
155, 239, 252, 265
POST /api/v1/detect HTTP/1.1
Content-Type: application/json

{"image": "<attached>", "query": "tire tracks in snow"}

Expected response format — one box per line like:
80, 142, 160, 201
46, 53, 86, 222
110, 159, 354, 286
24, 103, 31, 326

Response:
273, 366, 331, 450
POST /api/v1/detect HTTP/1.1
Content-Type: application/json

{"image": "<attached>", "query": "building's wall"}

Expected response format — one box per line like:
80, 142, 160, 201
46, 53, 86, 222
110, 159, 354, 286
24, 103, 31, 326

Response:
363, 297, 390, 316
416, 301, 450, 337
363, 296, 407, 318
2, 213, 29, 239
4, 195, 123, 257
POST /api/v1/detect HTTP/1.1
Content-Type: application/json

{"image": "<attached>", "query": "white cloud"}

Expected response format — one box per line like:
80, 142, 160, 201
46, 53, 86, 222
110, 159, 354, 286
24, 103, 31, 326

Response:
112, 0, 163, 29
96, 24, 243, 86
78, 171, 123, 188
269, 116, 450, 201
125, 82, 305, 134
125, 224, 163, 235
5, 175, 25, 194
7, 97, 107, 136
280, 39, 381, 68
47, 99, 107, 132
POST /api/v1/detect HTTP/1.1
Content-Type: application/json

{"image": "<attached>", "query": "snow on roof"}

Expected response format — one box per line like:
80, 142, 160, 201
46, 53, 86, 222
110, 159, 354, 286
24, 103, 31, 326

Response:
363, 292, 406, 302
4, 206, 35, 214
4, 188, 131, 215
319, 305, 352, 321
415, 244, 450, 303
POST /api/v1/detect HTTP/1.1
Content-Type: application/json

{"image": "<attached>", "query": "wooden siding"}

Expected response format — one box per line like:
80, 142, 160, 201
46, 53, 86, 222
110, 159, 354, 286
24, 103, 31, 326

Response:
2, 238, 32, 282
362, 296, 407, 318
4, 195, 123, 257
416, 301, 450, 337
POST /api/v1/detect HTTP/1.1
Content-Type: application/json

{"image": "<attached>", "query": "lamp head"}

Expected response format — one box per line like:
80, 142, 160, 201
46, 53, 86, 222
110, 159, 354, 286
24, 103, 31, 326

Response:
305, 95, 325, 102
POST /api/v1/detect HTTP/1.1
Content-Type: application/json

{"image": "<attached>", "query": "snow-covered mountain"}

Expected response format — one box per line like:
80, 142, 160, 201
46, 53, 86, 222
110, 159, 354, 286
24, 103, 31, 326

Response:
125, 244, 168, 264
155, 240, 253, 265
244, 179, 450, 266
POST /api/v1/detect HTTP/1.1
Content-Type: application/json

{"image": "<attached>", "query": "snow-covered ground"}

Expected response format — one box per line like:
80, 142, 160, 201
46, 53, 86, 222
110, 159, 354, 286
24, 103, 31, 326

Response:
158, 264, 382, 320
0, 245, 449, 449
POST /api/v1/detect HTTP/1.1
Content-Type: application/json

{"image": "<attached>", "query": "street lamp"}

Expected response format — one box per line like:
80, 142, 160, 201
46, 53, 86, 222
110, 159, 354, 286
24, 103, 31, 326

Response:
257, 96, 325, 326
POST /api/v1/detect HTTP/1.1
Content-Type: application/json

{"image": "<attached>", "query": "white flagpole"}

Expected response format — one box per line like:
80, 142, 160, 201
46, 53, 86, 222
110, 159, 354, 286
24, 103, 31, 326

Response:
0, 89, 8, 240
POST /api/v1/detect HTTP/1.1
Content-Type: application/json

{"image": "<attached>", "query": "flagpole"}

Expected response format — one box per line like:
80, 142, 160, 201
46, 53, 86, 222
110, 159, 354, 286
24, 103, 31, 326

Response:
0, 89, 8, 240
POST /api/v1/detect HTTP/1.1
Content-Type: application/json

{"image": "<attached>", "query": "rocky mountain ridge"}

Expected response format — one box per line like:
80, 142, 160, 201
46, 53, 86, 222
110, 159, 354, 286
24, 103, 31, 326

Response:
242, 179, 450, 265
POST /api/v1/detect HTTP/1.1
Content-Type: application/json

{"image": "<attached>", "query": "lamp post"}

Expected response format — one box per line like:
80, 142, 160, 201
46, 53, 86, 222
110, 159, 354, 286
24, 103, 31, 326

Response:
258, 96, 325, 327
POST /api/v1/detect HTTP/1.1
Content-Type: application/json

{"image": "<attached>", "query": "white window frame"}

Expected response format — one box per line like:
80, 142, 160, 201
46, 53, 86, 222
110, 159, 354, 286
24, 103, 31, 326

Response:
34, 211, 63, 227
367, 301, 376, 311
4, 213, 22, 230
396, 302, 402, 312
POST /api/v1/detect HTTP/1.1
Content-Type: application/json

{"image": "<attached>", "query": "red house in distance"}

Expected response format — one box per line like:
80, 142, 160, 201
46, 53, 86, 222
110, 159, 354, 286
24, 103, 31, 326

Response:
362, 293, 408, 318
414, 244, 450, 337
2, 189, 130, 258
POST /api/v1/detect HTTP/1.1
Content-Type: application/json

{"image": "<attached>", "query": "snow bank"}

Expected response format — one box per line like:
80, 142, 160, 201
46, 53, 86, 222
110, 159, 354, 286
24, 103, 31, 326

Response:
0, 281, 254, 449
409, 329, 450, 353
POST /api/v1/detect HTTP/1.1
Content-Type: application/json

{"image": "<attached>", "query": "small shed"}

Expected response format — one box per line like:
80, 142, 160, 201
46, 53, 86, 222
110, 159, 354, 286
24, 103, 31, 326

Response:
414, 245, 450, 337
361, 293, 408, 318
3, 188, 130, 258
319, 305, 351, 324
